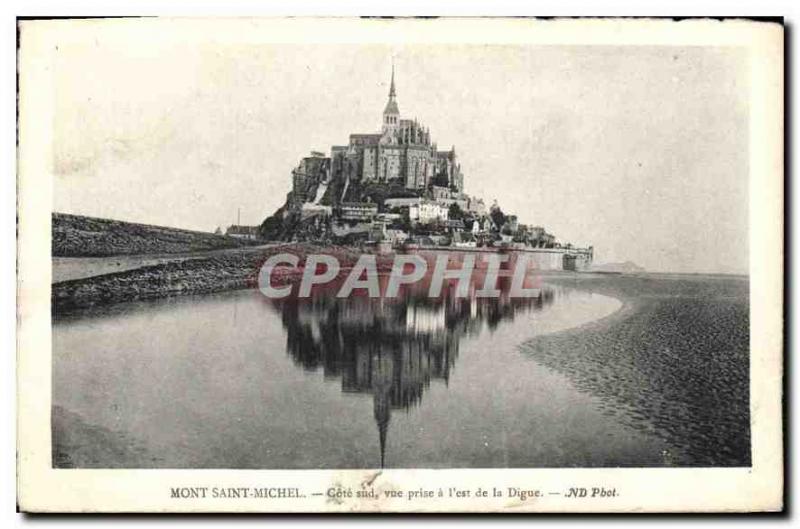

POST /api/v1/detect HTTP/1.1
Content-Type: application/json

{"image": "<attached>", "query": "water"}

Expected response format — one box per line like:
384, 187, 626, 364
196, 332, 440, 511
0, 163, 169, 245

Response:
52, 278, 681, 469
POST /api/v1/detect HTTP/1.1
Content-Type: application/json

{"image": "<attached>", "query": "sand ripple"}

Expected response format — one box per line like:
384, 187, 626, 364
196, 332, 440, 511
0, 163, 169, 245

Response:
522, 274, 750, 466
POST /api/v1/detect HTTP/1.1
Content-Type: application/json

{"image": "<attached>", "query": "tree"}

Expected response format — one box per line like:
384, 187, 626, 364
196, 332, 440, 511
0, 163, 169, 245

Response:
391, 208, 412, 233
448, 202, 465, 221
259, 208, 286, 240
489, 204, 506, 232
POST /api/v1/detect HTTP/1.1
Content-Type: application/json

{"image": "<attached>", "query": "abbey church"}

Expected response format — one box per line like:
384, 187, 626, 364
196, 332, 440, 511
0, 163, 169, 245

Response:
330, 67, 463, 192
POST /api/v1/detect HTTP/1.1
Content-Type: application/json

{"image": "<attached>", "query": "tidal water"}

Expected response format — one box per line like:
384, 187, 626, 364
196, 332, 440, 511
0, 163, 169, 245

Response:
52, 279, 686, 469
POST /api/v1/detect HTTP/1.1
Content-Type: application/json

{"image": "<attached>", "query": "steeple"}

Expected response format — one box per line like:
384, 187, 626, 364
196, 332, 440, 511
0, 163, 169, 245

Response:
382, 63, 400, 134
389, 63, 396, 99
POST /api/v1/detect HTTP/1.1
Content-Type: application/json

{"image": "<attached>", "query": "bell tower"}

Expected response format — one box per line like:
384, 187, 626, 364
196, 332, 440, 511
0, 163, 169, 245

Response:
382, 64, 400, 135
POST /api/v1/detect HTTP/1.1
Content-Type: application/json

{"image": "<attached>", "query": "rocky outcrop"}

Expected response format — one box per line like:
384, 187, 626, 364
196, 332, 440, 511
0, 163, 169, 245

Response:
590, 261, 646, 274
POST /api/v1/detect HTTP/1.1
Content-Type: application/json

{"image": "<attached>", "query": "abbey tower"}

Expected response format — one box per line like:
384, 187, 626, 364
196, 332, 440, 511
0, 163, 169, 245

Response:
329, 67, 464, 193
382, 65, 400, 136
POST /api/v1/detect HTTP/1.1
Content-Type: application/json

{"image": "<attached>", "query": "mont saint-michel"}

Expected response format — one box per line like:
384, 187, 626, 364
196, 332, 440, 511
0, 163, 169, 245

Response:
259, 67, 594, 272
46, 53, 749, 479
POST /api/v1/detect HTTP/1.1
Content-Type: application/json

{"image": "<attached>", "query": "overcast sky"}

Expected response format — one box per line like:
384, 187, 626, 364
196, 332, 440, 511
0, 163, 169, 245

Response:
52, 41, 748, 274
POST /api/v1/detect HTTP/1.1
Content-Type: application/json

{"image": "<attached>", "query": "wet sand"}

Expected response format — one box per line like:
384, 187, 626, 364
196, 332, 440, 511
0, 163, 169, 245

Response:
52, 406, 163, 468
527, 272, 750, 466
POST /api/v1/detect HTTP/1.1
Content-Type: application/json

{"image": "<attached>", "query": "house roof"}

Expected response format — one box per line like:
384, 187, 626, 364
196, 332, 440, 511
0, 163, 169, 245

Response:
226, 225, 259, 234
350, 134, 382, 147
340, 202, 378, 208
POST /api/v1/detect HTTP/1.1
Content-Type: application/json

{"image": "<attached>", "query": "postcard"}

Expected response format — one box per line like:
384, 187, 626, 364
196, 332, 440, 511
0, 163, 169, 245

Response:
16, 17, 783, 513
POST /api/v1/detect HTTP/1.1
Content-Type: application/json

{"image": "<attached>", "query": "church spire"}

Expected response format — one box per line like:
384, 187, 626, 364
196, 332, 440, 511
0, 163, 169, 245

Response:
382, 62, 400, 132
389, 62, 396, 99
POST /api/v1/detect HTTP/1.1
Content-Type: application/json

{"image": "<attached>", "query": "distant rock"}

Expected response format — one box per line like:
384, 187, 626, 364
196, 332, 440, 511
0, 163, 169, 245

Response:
589, 261, 646, 274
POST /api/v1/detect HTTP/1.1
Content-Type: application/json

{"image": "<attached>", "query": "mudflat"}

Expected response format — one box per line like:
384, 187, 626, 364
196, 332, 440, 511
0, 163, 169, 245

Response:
529, 272, 750, 466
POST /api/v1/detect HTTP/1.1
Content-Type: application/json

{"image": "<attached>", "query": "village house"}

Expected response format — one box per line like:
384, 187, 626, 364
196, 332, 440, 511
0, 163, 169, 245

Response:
337, 202, 379, 222
409, 201, 449, 224
384, 197, 422, 210
226, 225, 260, 240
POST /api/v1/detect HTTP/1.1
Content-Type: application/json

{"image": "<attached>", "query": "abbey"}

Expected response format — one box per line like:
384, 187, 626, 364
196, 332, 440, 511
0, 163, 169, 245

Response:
330, 66, 464, 192
266, 66, 593, 272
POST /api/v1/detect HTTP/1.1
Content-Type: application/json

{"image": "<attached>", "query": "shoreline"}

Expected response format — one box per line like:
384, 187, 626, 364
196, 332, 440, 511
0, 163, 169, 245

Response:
51, 244, 585, 314
51, 242, 749, 317
52, 244, 283, 283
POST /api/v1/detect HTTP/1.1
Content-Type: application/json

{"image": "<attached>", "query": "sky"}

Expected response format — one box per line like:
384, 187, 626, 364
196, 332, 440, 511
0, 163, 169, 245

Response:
52, 40, 749, 274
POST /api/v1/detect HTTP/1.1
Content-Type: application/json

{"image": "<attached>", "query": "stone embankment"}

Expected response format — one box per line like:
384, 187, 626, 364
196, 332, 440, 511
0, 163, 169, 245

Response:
52, 243, 386, 314
53, 213, 260, 257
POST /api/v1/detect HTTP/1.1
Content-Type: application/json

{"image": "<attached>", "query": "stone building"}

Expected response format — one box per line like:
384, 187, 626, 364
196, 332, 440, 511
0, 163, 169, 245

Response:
330, 67, 464, 193
225, 225, 259, 240
409, 200, 449, 224
336, 202, 379, 222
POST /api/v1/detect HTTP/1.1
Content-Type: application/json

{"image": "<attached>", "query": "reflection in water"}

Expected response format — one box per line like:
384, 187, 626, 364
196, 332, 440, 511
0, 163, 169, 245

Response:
54, 264, 654, 469
270, 271, 554, 467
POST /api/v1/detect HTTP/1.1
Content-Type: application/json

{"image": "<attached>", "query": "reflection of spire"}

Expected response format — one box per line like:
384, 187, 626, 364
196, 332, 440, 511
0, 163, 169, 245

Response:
271, 276, 559, 468
372, 351, 393, 468
374, 390, 390, 469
